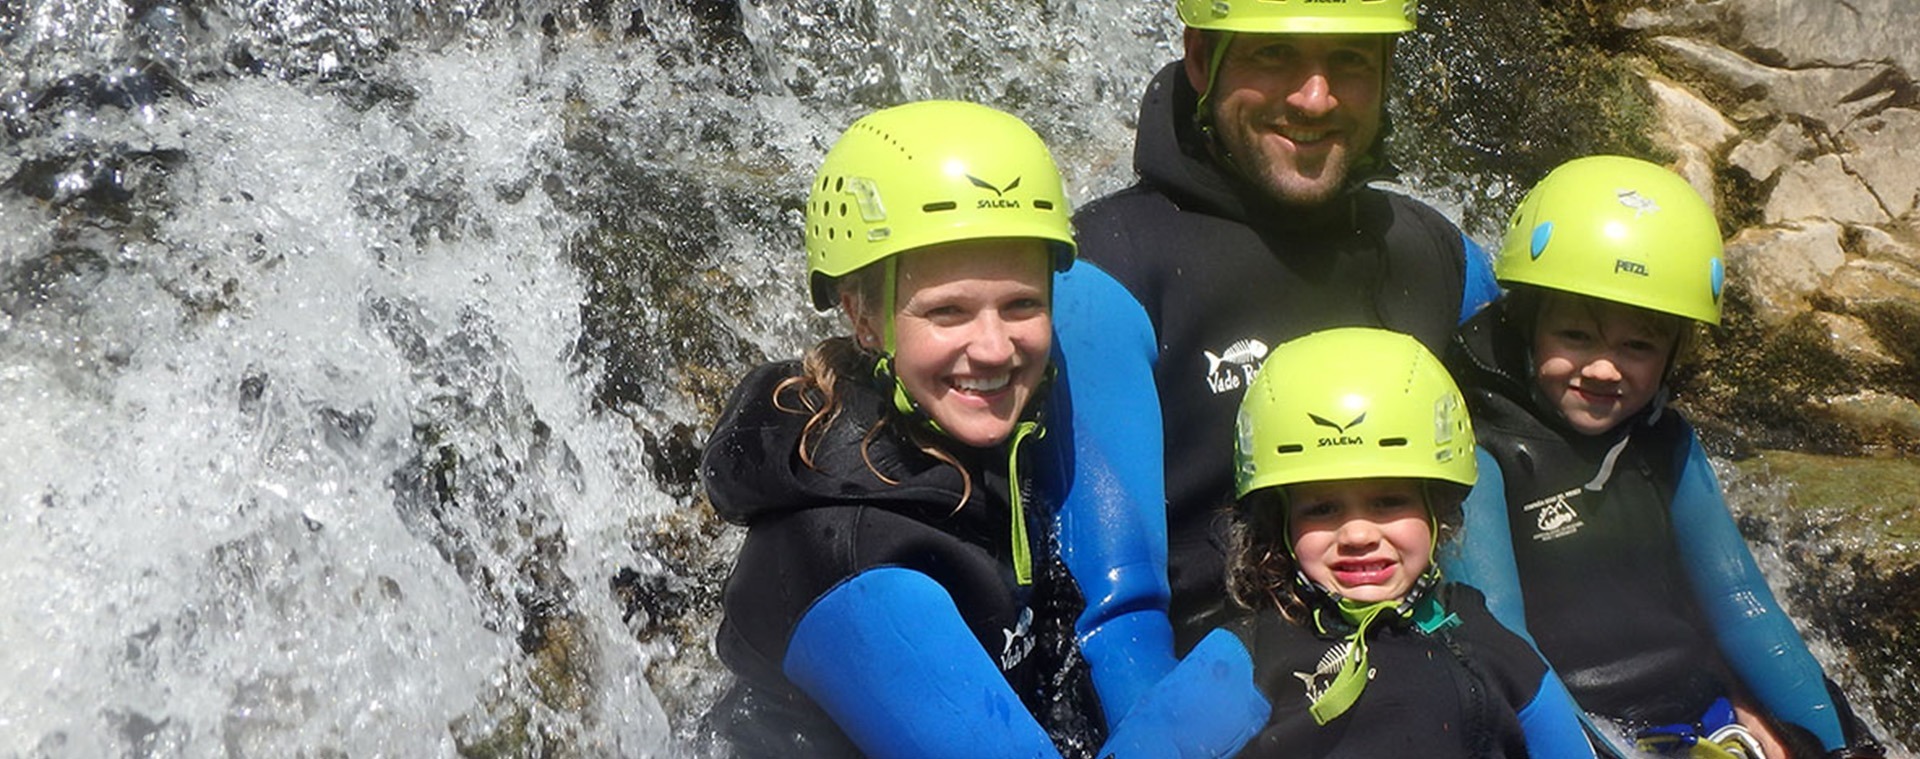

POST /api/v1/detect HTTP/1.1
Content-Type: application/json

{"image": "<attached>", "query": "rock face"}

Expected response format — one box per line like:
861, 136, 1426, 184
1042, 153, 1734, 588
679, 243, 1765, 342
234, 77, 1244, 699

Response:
1623, 0, 1920, 456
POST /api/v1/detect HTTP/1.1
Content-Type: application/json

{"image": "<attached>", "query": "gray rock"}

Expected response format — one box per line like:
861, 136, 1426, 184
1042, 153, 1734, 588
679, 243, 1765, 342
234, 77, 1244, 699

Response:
1838, 108, 1920, 219
1721, 0, 1920, 81
1649, 36, 1892, 129
1727, 121, 1811, 183
1725, 221, 1848, 326
1764, 154, 1890, 226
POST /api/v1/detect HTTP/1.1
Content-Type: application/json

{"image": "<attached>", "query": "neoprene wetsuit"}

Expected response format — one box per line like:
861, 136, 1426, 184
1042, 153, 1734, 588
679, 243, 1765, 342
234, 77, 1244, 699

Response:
1232, 584, 1594, 758
1441, 301, 1875, 755
703, 359, 1269, 758
1051, 60, 1499, 655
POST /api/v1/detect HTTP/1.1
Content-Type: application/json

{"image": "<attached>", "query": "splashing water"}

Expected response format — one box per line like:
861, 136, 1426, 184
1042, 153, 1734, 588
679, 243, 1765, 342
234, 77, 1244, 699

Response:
2, 0, 1909, 756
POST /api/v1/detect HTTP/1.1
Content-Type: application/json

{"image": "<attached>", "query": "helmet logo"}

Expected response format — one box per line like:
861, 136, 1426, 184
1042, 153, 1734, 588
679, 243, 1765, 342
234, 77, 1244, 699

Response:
1616, 188, 1660, 217
1529, 222, 1552, 260
1310, 411, 1366, 447
968, 174, 1023, 209
1614, 259, 1649, 276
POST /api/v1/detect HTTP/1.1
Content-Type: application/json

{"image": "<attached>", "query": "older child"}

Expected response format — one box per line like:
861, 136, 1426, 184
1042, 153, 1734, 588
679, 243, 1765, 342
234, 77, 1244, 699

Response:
1442, 155, 1884, 758
1224, 327, 1593, 758
700, 100, 1267, 758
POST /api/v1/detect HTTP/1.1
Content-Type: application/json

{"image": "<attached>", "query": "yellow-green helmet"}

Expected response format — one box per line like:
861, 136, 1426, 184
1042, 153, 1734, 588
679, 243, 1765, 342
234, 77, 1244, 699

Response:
1233, 327, 1474, 499
1496, 155, 1725, 325
1177, 0, 1418, 35
804, 100, 1076, 310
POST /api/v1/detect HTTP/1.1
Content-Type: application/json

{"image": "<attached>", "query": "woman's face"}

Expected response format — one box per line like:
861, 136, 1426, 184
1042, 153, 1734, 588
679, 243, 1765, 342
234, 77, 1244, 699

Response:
867, 238, 1053, 448
1285, 478, 1432, 604
1531, 293, 1678, 436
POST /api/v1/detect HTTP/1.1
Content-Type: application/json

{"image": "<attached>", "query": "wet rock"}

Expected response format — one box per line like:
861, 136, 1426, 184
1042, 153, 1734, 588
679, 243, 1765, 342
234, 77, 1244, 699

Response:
1811, 391, 1920, 444
1825, 258, 1920, 312
1724, 221, 1847, 326
1838, 108, 1920, 219
1810, 312, 1898, 368
1726, 451, 1920, 743
1764, 154, 1889, 226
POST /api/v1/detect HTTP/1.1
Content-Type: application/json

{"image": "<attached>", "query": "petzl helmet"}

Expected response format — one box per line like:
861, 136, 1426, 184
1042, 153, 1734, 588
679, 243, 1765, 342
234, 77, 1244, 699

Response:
1177, 0, 1418, 35
1233, 327, 1474, 499
1496, 155, 1724, 325
803, 100, 1075, 311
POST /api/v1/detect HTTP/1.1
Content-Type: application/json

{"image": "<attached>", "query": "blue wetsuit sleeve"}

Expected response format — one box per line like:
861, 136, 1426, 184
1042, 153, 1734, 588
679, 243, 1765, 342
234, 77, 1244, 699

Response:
786, 568, 1268, 759
1669, 433, 1847, 751
1459, 233, 1499, 324
784, 568, 1061, 759
1099, 629, 1270, 759
1439, 447, 1535, 645
1518, 669, 1600, 759
1048, 261, 1178, 726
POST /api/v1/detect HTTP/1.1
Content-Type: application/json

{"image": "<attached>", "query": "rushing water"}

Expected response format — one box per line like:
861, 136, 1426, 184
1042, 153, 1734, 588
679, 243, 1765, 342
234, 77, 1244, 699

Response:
0, 1, 1909, 756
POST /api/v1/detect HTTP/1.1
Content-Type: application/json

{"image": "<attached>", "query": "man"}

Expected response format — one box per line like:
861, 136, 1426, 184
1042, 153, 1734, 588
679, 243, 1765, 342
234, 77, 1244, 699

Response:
1044, 0, 1498, 693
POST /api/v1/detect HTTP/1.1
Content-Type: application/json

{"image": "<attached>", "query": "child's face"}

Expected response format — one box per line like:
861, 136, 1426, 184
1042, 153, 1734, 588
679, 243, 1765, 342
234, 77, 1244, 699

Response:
1285, 478, 1433, 604
1532, 293, 1679, 436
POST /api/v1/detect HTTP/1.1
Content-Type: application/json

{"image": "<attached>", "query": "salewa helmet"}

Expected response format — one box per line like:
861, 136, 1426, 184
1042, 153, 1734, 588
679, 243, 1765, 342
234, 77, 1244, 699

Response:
1496, 155, 1724, 325
1233, 327, 1474, 499
1177, 0, 1418, 35
804, 100, 1075, 311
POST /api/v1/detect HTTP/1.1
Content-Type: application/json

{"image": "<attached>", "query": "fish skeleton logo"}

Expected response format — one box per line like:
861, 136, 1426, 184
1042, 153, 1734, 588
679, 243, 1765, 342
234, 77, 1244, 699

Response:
1294, 641, 1371, 703
1205, 338, 1270, 394
1617, 189, 1660, 217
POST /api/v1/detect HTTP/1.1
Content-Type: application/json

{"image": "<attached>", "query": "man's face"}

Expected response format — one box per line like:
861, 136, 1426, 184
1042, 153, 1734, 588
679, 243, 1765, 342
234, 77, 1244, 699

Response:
1185, 30, 1387, 208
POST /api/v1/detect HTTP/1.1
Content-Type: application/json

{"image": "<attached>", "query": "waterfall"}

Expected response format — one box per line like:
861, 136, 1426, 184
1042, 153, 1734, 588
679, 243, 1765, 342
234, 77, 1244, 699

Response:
1, 0, 1908, 755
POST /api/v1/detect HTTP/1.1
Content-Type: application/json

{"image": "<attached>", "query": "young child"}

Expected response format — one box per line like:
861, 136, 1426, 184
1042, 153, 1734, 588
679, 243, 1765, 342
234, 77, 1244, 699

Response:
700, 100, 1267, 759
1442, 155, 1885, 758
1224, 326, 1594, 758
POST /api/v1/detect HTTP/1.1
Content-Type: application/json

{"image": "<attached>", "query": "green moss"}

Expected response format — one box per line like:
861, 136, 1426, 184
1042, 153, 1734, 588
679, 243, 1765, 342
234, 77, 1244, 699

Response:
1734, 450, 1920, 546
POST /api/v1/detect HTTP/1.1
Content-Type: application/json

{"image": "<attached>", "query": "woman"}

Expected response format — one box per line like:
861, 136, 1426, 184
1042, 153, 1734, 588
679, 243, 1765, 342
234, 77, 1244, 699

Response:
700, 100, 1267, 759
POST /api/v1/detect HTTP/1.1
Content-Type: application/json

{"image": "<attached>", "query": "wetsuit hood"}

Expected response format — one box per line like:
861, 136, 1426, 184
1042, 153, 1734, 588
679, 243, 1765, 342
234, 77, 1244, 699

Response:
701, 360, 1005, 530
1449, 300, 1653, 446
1134, 60, 1397, 230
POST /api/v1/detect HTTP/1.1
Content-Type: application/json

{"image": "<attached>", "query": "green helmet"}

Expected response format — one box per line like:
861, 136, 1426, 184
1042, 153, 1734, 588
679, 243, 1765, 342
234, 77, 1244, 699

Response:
1496, 155, 1725, 325
1233, 327, 1474, 499
1177, 0, 1418, 35
804, 100, 1076, 311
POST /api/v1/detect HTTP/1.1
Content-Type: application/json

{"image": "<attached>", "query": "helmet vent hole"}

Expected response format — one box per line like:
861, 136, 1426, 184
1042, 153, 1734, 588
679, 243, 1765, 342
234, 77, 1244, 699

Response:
1378, 437, 1408, 447
834, 177, 844, 192
922, 201, 957, 213
1276, 444, 1304, 454
1033, 200, 1054, 210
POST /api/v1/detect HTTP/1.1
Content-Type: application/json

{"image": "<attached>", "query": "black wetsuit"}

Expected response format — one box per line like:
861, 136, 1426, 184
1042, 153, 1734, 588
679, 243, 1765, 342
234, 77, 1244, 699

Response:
1231, 584, 1589, 758
1443, 302, 1872, 753
1053, 60, 1497, 650
702, 360, 1098, 757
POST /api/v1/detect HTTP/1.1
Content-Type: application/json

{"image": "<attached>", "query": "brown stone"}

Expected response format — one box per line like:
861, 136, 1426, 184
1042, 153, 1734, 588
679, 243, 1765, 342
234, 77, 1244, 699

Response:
1824, 258, 1920, 312
1728, 121, 1811, 183
1811, 311, 1899, 368
1725, 221, 1848, 326
1810, 390, 1920, 443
